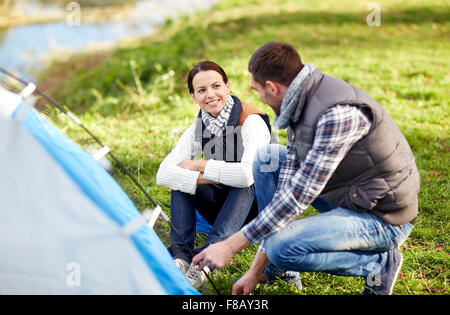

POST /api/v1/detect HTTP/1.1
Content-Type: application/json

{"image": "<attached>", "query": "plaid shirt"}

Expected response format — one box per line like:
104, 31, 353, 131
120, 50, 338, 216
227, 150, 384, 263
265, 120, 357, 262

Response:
241, 105, 372, 249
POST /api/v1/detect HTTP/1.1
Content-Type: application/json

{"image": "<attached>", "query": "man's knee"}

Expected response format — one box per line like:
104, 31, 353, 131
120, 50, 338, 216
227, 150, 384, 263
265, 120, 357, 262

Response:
264, 233, 294, 271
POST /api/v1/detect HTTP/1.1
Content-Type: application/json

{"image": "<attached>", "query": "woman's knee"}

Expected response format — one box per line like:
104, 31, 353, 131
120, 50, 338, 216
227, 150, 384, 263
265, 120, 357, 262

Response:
254, 144, 284, 163
253, 145, 269, 172
253, 144, 286, 174
171, 189, 192, 203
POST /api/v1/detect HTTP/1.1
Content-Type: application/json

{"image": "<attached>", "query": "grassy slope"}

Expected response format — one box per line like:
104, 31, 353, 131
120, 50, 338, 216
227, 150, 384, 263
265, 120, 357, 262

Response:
39, 0, 449, 295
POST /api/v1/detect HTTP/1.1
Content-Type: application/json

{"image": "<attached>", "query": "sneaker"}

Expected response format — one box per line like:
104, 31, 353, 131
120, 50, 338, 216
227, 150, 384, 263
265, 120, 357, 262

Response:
185, 263, 211, 288
363, 248, 404, 295
174, 258, 190, 274
260, 270, 303, 290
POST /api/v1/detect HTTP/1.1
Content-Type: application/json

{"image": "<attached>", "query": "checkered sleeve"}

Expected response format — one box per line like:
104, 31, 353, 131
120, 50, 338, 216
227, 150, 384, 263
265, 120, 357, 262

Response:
242, 105, 372, 245
276, 141, 299, 189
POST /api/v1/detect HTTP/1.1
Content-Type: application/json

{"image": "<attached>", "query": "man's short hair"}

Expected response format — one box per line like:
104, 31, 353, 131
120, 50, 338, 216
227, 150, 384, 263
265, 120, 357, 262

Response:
248, 41, 303, 87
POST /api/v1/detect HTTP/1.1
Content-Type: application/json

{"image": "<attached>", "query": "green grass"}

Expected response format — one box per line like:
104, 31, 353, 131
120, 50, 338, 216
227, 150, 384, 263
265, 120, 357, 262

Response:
38, 0, 449, 295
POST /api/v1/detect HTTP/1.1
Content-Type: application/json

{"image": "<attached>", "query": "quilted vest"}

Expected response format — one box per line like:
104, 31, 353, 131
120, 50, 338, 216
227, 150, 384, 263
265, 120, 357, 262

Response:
288, 69, 420, 225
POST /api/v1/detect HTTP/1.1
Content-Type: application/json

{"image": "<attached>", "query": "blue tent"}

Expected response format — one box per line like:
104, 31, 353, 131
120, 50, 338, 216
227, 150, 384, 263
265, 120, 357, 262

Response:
0, 86, 198, 294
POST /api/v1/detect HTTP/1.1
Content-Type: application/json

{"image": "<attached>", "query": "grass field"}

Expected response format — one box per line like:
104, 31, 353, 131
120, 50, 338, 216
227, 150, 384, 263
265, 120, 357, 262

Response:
37, 0, 449, 295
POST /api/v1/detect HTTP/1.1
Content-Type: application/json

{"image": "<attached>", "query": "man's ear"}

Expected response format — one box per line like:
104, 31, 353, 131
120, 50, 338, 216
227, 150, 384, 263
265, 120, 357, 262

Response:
265, 80, 279, 95
266, 80, 288, 99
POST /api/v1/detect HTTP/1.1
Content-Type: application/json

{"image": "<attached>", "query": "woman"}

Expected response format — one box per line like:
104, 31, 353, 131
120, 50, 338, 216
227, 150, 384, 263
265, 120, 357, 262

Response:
156, 61, 272, 285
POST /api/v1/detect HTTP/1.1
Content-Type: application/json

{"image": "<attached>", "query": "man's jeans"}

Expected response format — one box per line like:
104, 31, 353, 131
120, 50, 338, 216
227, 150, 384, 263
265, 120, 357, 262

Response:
253, 144, 413, 278
169, 184, 257, 264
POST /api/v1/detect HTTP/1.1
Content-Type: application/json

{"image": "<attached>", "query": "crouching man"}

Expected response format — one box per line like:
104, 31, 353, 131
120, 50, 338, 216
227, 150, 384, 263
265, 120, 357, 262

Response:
193, 41, 420, 295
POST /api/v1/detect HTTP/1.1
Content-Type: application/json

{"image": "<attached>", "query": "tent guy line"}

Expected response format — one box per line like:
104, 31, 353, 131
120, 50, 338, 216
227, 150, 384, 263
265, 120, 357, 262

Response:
0, 67, 221, 296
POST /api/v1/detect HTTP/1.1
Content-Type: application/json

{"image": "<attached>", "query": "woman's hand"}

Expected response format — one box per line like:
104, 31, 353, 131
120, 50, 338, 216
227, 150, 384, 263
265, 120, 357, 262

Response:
178, 160, 217, 185
178, 159, 207, 172
197, 173, 218, 185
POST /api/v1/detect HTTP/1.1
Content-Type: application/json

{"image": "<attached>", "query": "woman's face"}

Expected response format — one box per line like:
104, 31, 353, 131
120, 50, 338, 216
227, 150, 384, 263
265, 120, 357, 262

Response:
191, 70, 230, 118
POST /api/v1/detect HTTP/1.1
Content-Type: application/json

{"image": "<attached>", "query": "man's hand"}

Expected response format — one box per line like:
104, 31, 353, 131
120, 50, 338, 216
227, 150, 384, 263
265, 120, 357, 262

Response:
232, 251, 269, 295
192, 231, 251, 270
192, 240, 234, 270
178, 160, 216, 185
232, 271, 260, 295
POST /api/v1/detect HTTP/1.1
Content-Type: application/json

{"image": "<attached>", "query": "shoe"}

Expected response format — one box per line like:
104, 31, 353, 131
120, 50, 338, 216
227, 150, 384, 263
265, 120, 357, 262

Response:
260, 270, 303, 290
174, 258, 190, 274
185, 263, 211, 288
363, 248, 404, 295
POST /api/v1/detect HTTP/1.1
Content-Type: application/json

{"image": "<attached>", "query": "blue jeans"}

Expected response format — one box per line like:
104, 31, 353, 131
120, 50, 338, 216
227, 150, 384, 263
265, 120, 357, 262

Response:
253, 144, 413, 277
169, 184, 257, 264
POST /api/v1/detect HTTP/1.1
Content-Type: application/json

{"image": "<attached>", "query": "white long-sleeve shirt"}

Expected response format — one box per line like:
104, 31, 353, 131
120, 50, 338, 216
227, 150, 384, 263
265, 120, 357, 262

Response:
156, 114, 271, 194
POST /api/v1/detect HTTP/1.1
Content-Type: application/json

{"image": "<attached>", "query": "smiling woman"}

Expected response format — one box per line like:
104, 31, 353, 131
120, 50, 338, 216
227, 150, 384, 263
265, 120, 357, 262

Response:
190, 69, 230, 118
189, 62, 232, 137
156, 60, 273, 288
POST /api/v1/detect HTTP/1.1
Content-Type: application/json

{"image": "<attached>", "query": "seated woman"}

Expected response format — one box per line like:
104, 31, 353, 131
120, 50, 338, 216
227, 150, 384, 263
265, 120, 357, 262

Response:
156, 60, 272, 284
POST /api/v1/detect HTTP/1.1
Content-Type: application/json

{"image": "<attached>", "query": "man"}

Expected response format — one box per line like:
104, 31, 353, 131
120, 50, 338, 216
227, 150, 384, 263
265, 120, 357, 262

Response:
193, 41, 420, 295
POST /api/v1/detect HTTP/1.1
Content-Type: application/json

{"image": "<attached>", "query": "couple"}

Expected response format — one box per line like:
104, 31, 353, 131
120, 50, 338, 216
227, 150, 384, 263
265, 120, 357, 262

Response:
157, 42, 420, 295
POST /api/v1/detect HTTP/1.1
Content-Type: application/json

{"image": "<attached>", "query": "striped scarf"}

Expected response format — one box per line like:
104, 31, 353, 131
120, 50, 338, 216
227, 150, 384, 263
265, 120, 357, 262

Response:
200, 94, 234, 136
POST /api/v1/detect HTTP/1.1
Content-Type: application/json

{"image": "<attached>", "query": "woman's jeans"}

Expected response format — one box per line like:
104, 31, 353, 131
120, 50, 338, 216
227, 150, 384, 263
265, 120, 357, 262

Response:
253, 144, 413, 278
169, 184, 257, 264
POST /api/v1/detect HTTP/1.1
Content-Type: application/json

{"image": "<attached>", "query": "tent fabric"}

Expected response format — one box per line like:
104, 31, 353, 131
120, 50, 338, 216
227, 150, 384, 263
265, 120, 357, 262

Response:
196, 211, 213, 234
0, 88, 199, 294
0, 86, 21, 118
0, 120, 166, 294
